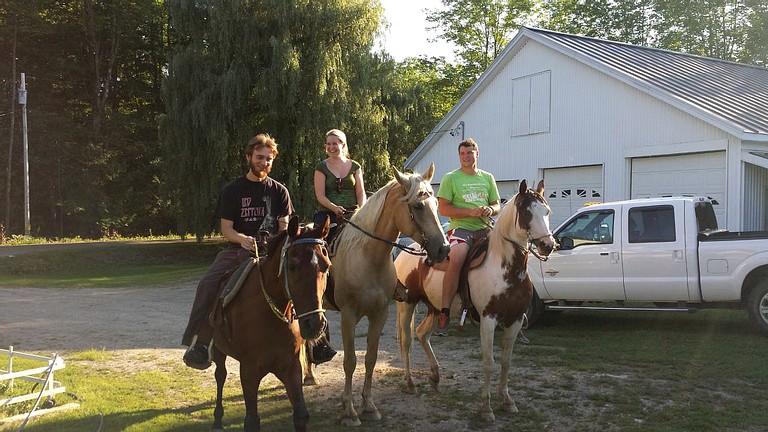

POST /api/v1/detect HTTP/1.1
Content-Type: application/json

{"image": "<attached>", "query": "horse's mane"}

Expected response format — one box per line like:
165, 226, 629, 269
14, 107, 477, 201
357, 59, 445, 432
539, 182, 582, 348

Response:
338, 171, 426, 247
265, 230, 288, 257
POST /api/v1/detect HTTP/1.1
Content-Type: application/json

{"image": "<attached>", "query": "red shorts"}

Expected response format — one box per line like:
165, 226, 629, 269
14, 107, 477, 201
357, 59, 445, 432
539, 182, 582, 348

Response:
446, 228, 474, 247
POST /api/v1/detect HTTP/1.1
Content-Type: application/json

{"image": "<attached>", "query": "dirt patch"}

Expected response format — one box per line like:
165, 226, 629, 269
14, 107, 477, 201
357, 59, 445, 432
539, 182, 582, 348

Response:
0, 284, 579, 431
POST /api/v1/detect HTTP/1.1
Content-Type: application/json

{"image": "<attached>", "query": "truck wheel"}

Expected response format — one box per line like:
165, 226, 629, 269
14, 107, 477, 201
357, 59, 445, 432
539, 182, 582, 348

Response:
526, 290, 545, 328
746, 280, 768, 335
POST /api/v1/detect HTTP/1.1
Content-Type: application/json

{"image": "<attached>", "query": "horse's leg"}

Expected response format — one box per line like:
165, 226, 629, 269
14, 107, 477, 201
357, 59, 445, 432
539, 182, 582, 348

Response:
499, 321, 523, 414
340, 309, 361, 427
211, 350, 227, 432
396, 301, 418, 394
301, 342, 318, 386
240, 365, 266, 432
360, 307, 387, 422
414, 307, 440, 391
479, 317, 497, 422
277, 364, 310, 432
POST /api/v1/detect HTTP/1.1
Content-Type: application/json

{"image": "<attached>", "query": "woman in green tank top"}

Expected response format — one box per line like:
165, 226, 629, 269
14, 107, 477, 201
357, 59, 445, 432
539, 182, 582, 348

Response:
313, 129, 367, 227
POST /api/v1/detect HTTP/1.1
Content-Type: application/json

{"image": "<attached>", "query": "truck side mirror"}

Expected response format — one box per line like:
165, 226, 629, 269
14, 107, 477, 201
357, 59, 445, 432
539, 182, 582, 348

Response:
559, 237, 574, 250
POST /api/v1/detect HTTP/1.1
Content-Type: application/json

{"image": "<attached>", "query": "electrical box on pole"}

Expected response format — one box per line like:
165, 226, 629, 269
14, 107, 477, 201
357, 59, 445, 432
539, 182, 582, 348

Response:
19, 73, 30, 236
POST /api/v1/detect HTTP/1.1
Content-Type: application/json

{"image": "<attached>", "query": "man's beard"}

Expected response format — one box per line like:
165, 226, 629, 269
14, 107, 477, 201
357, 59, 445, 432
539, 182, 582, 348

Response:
250, 161, 271, 180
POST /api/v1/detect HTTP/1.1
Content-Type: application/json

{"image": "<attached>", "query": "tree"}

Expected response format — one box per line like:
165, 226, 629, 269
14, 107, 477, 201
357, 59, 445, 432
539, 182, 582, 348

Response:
426, 0, 535, 94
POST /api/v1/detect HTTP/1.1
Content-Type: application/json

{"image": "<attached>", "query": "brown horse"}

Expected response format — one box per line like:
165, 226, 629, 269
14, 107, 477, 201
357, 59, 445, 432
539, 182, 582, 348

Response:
304, 164, 450, 427
394, 180, 557, 421
209, 215, 330, 432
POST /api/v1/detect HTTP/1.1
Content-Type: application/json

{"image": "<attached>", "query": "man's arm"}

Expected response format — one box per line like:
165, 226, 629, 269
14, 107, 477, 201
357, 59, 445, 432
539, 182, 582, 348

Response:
221, 218, 256, 251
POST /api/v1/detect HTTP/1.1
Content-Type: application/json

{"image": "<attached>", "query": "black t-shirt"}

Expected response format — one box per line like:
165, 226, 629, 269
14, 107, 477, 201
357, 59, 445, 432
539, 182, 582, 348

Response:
217, 175, 293, 237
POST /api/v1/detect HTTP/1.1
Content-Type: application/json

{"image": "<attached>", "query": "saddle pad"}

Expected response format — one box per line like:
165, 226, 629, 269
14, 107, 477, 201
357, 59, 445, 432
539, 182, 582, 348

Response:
220, 258, 258, 308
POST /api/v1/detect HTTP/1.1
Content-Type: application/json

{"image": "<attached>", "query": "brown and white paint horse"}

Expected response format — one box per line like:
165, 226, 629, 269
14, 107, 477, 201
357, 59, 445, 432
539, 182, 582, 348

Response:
394, 180, 557, 421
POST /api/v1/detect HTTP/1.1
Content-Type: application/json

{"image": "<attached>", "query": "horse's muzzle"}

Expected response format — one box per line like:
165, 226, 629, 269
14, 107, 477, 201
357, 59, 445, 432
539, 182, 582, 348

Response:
427, 242, 450, 265
532, 238, 557, 257
298, 313, 327, 342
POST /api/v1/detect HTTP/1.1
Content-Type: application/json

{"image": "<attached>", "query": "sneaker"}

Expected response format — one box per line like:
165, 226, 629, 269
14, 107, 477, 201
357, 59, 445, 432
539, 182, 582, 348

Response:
183, 343, 211, 370
311, 342, 337, 365
516, 330, 530, 345
435, 312, 449, 337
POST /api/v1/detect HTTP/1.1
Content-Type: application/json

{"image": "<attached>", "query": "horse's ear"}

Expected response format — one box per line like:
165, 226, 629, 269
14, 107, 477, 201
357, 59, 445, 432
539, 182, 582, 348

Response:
519, 179, 528, 194
392, 166, 408, 187
422, 162, 435, 183
288, 215, 300, 238
536, 180, 545, 195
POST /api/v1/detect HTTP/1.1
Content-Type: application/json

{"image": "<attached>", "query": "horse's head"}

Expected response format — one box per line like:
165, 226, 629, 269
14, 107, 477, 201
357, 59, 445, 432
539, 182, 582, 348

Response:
503, 180, 558, 258
392, 163, 450, 264
277, 215, 331, 341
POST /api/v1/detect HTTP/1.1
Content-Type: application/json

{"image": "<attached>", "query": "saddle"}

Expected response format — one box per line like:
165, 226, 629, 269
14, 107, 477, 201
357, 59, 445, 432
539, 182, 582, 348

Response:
457, 228, 492, 324
210, 255, 260, 342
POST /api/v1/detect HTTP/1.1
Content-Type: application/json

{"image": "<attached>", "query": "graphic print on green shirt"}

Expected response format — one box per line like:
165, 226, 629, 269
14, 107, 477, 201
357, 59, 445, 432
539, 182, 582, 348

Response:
437, 169, 500, 231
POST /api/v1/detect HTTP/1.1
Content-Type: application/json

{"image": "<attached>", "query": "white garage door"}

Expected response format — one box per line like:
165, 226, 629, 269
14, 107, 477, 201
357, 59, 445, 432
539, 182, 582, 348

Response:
631, 152, 726, 226
544, 165, 604, 227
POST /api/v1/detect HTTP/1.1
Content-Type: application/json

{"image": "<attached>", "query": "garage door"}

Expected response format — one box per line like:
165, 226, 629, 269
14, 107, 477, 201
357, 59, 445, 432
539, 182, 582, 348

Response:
544, 165, 604, 227
631, 152, 726, 226
496, 180, 520, 204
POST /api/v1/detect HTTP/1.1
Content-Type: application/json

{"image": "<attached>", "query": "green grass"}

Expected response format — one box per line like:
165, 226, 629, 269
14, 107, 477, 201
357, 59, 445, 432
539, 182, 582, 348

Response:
0, 240, 222, 287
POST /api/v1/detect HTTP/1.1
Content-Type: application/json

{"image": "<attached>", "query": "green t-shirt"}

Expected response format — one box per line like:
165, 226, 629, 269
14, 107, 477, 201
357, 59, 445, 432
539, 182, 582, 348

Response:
315, 159, 361, 211
437, 169, 500, 231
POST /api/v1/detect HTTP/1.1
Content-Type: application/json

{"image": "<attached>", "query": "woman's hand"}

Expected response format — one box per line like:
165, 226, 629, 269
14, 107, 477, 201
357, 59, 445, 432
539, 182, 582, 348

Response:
334, 205, 346, 217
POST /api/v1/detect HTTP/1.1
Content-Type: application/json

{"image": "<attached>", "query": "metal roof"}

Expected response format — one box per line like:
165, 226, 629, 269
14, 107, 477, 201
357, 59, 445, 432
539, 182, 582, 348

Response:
527, 27, 768, 137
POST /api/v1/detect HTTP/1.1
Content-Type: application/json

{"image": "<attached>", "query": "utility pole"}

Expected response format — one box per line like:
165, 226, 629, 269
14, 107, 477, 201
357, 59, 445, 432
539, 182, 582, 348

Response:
19, 73, 29, 236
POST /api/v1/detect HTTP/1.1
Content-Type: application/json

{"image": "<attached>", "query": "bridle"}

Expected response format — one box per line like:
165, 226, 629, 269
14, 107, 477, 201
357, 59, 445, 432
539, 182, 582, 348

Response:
342, 185, 435, 257
500, 194, 554, 262
259, 236, 329, 324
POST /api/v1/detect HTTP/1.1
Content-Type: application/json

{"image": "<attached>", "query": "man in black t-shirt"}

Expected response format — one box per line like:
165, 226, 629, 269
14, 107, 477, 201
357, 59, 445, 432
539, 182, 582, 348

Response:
181, 134, 293, 369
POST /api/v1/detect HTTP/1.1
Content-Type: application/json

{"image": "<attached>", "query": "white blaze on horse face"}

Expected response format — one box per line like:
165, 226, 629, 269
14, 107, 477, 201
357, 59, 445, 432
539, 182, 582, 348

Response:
529, 200, 553, 241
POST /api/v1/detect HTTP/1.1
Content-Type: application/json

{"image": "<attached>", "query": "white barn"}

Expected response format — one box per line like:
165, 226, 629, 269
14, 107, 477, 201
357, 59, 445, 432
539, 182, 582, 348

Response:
405, 27, 768, 230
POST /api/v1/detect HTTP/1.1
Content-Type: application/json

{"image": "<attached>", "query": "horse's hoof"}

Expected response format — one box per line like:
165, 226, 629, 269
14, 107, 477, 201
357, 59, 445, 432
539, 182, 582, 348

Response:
429, 376, 439, 391
361, 408, 382, 422
481, 411, 496, 422
402, 380, 417, 394
340, 416, 362, 427
303, 376, 318, 386
504, 402, 519, 413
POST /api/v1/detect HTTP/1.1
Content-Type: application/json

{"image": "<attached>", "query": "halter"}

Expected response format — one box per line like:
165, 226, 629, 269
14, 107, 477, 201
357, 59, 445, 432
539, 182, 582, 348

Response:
261, 236, 328, 324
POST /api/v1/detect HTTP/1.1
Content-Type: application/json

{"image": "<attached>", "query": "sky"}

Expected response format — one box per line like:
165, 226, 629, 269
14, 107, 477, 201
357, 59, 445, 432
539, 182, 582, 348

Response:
377, 0, 457, 62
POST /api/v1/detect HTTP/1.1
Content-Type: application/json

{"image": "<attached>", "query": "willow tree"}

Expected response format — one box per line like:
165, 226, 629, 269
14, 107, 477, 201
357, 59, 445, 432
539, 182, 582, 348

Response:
162, 0, 388, 238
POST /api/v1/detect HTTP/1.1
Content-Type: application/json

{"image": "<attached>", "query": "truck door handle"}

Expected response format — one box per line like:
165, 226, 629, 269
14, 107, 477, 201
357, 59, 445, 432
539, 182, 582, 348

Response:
600, 252, 609, 256
545, 269, 559, 276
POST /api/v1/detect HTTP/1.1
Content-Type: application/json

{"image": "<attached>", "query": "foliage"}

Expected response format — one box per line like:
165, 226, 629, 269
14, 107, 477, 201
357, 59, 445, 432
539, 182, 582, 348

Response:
0, 0, 173, 239
161, 0, 443, 238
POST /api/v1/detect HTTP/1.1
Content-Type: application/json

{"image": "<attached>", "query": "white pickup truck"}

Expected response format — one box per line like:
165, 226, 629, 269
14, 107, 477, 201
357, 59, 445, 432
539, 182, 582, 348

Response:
527, 196, 768, 335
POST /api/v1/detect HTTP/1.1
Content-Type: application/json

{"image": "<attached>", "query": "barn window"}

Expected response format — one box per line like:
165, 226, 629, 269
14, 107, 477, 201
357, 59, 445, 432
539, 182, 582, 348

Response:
511, 70, 551, 137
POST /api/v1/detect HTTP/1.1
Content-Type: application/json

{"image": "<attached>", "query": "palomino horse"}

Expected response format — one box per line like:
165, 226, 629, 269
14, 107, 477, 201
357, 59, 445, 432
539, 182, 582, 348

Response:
394, 180, 557, 421
305, 163, 450, 427
209, 216, 330, 432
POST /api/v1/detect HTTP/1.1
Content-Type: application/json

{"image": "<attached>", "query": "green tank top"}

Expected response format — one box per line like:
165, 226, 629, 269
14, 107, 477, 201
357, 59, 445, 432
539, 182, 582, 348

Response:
315, 159, 361, 211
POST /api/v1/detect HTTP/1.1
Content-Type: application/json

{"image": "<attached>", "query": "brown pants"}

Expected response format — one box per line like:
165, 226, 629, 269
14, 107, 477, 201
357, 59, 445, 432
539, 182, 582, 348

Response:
181, 245, 249, 346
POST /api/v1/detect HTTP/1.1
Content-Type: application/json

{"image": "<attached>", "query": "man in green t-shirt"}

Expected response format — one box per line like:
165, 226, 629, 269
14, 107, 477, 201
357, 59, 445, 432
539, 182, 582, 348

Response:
435, 138, 500, 336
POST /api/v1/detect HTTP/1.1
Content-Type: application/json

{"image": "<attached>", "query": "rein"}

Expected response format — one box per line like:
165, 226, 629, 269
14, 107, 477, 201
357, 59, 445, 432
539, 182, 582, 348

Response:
342, 216, 428, 256
261, 236, 328, 324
